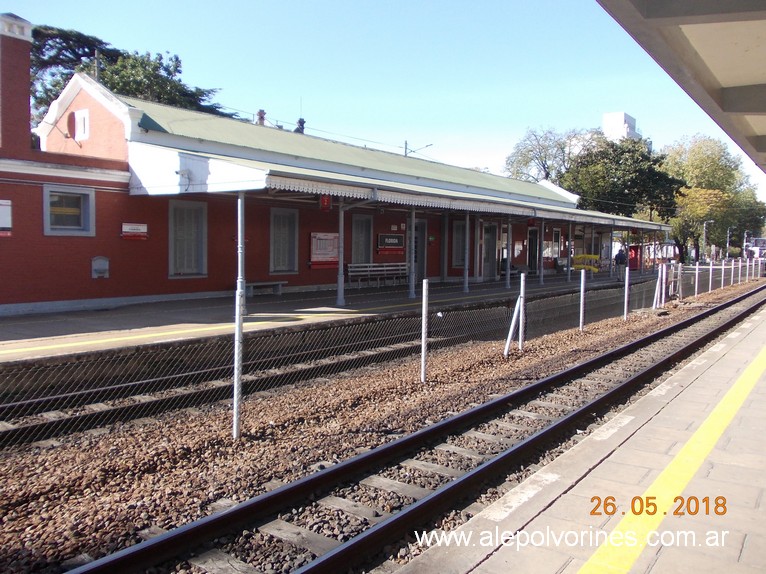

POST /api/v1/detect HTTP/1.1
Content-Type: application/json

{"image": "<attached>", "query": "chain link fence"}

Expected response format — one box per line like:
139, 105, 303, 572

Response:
1, 262, 762, 447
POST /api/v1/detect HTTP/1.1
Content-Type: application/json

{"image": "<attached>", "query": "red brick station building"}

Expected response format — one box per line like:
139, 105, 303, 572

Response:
0, 13, 668, 315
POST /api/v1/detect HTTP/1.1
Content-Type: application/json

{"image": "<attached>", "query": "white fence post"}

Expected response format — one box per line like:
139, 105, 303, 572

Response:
738, 258, 742, 284
519, 273, 526, 351
708, 260, 714, 292
579, 269, 586, 332
503, 297, 521, 358
661, 263, 667, 307
623, 265, 630, 320
232, 191, 246, 441
652, 271, 661, 309
677, 263, 684, 301
721, 261, 725, 289
421, 279, 428, 383
694, 262, 699, 298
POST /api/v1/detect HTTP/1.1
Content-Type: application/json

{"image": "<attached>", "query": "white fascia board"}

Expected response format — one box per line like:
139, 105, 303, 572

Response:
128, 142, 268, 195
0, 157, 130, 183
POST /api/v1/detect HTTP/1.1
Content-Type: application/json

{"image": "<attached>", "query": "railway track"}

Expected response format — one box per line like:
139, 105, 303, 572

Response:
67, 284, 766, 574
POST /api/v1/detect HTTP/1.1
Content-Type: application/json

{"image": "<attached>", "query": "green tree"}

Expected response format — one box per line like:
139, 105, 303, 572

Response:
559, 136, 684, 220
98, 52, 228, 116
504, 127, 595, 183
31, 25, 122, 123
31, 25, 232, 122
661, 135, 766, 258
669, 188, 730, 262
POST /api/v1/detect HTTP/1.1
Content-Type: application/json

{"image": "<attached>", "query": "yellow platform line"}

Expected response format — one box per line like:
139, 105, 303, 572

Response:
578, 344, 766, 574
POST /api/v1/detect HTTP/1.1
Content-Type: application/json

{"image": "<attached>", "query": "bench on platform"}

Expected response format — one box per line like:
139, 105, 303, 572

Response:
245, 281, 287, 296
347, 262, 409, 288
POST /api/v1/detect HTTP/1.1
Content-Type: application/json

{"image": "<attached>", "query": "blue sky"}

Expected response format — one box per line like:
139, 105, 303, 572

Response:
12, 0, 766, 195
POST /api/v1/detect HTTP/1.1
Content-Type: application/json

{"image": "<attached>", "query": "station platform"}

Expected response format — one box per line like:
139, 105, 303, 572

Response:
0, 272, 632, 362
397, 302, 766, 572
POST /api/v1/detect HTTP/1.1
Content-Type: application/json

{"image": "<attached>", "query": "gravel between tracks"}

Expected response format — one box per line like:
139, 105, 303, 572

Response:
0, 281, 761, 573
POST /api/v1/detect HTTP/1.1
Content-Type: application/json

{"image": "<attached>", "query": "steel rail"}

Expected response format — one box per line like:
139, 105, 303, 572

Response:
68, 284, 766, 574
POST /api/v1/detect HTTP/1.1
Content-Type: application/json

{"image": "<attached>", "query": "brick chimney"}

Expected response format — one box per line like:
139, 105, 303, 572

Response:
0, 13, 33, 157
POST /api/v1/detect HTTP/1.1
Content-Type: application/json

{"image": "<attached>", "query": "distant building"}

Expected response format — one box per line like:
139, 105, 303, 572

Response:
602, 112, 640, 141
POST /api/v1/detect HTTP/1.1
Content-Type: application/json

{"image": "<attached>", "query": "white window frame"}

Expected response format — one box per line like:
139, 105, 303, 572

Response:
43, 185, 95, 237
169, 199, 208, 277
74, 109, 89, 141
270, 207, 299, 273
452, 220, 466, 267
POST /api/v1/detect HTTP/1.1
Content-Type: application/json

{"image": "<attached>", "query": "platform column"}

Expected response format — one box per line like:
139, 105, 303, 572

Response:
336, 199, 346, 307
567, 222, 572, 283
408, 208, 416, 299
538, 218, 545, 285
505, 217, 512, 289
463, 212, 470, 293
233, 191, 245, 440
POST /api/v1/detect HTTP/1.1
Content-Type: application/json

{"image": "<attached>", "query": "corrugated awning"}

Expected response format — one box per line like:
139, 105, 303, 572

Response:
128, 143, 670, 232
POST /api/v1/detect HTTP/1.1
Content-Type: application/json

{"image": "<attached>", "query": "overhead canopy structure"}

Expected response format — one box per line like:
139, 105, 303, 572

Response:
596, 0, 766, 175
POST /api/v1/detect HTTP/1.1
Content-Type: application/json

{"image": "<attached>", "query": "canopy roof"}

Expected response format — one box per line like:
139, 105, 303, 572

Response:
597, 0, 766, 174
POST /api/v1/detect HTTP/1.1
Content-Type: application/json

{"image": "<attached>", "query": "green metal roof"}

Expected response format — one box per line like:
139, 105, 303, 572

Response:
118, 95, 669, 232
118, 96, 572, 208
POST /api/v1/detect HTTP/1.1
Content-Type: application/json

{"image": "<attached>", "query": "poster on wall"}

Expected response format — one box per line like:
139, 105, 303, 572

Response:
310, 232, 339, 268
0, 200, 11, 237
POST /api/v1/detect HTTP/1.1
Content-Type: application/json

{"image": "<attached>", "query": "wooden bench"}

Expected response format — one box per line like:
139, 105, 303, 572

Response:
347, 262, 409, 288
245, 281, 287, 296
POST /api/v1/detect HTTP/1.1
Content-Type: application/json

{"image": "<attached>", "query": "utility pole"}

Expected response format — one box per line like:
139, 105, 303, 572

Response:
404, 141, 432, 157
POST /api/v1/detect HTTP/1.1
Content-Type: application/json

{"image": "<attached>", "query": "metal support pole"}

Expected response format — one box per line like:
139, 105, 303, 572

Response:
539, 218, 545, 286
677, 264, 683, 301
519, 273, 526, 351
408, 208, 416, 299
503, 297, 521, 358
590, 225, 596, 281
420, 279, 428, 383
567, 222, 573, 283
694, 262, 699, 298
609, 225, 615, 278
505, 217, 512, 289
652, 272, 661, 309
463, 212, 470, 293
336, 200, 346, 306
623, 265, 630, 320
579, 269, 586, 332
232, 191, 246, 440
721, 261, 725, 289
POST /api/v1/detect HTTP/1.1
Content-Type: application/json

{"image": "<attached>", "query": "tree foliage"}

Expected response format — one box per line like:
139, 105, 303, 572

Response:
661, 135, 766, 260
504, 128, 595, 183
31, 25, 231, 122
558, 136, 684, 220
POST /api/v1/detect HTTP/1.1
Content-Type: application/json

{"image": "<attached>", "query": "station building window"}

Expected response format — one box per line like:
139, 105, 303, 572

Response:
43, 185, 95, 237
270, 208, 298, 273
169, 199, 207, 276
452, 220, 466, 267
351, 214, 372, 264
